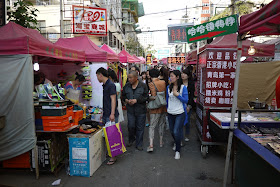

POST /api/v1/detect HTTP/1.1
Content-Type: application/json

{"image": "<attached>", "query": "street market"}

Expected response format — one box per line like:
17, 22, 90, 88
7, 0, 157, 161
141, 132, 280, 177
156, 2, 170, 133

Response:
0, 0, 280, 187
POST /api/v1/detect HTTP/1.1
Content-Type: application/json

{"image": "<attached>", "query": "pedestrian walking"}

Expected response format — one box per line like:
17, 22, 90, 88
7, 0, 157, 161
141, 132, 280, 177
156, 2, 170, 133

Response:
146, 70, 152, 127
166, 70, 188, 159
141, 71, 147, 84
122, 71, 149, 151
96, 67, 119, 165
181, 68, 195, 142
146, 68, 167, 152
159, 66, 170, 130
108, 69, 124, 123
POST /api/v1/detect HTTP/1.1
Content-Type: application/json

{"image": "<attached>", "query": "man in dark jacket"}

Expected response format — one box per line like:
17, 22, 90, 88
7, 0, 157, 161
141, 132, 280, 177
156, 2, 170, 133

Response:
122, 71, 148, 151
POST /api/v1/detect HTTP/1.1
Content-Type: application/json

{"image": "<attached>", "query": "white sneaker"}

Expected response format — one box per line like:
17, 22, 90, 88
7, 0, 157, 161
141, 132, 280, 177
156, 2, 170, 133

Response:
173, 143, 176, 151
175, 151, 180, 159
185, 138, 190, 142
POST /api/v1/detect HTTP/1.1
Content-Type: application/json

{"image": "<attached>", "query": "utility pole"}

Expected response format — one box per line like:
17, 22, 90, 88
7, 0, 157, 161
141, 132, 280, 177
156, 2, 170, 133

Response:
231, 0, 235, 15
60, 0, 64, 38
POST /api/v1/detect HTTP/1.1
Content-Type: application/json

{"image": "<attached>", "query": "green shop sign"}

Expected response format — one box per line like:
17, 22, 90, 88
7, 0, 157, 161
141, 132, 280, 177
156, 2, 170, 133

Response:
186, 14, 239, 43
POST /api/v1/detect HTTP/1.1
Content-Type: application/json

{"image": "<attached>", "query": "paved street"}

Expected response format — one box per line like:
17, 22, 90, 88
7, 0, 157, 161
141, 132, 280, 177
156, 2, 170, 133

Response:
0, 112, 230, 187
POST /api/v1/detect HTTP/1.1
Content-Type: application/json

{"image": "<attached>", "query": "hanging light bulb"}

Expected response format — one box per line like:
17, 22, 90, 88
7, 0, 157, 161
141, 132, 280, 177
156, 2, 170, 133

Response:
34, 62, 40, 71
248, 42, 256, 56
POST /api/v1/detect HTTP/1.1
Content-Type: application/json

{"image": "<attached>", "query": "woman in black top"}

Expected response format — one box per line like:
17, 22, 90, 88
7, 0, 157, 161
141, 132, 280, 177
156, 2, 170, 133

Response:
181, 68, 195, 141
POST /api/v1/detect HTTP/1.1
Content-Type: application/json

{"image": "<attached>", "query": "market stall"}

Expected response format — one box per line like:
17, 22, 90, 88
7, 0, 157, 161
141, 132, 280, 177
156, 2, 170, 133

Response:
0, 22, 86, 178
55, 35, 111, 108
223, 0, 280, 186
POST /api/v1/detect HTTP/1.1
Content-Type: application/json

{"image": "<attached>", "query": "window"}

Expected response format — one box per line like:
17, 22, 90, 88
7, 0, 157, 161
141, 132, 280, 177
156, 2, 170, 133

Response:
63, 20, 73, 38
202, 10, 210, 14
202, 3, 209, 7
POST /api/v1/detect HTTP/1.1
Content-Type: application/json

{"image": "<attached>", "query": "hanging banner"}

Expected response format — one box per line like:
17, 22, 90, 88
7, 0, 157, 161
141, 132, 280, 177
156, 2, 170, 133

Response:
72, 5, 107, 35
167, 57, 185, 64
186, 14, 238, 43
197, 49, 237, 107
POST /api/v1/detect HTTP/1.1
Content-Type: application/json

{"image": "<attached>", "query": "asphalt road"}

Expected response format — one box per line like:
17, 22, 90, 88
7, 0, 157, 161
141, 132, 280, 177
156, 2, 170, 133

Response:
0, 111, 230, 187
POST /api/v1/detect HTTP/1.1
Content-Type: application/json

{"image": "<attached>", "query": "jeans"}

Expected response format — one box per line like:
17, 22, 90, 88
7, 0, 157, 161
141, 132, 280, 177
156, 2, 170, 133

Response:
185, 110, 191, 136
127, 112, 146, 147
168, 112, 185, 152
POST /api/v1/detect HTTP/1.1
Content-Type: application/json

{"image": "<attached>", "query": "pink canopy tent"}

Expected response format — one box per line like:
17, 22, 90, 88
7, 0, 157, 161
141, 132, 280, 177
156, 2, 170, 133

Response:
132, 55, 144, 64
100, 44, 119, 62
138, 56, 146, 64
0, 22, 85, 63
55, 35, 108, 62
160, 58, 167, 64
187, 33, 275, 62
118, 50, 140, 63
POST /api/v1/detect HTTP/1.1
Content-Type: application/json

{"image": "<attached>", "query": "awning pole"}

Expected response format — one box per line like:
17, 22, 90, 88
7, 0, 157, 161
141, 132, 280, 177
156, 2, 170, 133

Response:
223, 36, 242, 187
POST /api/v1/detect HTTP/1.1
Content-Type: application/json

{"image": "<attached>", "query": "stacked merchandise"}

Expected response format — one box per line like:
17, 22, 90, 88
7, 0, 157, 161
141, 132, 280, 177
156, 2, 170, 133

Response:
35, 83, 65, 101
81, 65, 92, 100
40, 101, 74, 132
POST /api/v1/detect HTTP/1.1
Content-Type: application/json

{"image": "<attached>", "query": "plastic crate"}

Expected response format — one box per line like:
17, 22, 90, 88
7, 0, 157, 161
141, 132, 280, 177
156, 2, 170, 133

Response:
41, 108, 67, 116
40, 100, 68, 107
3, 152, 30, 168
43, 124, 71, 132
42, 115, 70, 127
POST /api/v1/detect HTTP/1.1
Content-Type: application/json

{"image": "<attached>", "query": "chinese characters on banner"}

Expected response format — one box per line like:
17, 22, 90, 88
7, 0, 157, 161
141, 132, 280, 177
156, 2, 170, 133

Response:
167, 24, 193, 44
73, 6, 107, 35
197, 49, 237, 107
186, 15, 238, 43
167, 57, 185, 64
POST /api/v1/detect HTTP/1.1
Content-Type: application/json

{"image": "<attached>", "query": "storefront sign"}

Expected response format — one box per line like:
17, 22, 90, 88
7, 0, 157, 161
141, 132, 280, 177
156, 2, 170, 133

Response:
186, 15, 238, 43
72, 5, 107, 35
167, 56, 185, 64
146, 54, 152, 64
0, 0, 6, 27
168, 23, 193, 44
197, 49, 237, 107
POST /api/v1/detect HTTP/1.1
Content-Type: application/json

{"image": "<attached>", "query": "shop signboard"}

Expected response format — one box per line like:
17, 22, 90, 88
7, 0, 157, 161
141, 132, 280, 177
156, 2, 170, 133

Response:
146, 54, 152, 64
167, 56, 185, 64
197, 49, 237, 107
0, 0, 6, 27
72, 5, 107, 36
168, 23, 193, 44
186, 14, 238, 43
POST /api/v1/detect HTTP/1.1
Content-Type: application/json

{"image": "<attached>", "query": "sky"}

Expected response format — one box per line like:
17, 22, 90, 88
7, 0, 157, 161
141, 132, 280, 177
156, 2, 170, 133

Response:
137, 0, 267, 48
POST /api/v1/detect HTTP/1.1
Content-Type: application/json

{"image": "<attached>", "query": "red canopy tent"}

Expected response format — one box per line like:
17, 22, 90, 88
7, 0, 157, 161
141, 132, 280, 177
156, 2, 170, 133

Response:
100, 44, 119, 62
187, 33, 275, 62
0, 22, 85, 63
118, 50, 140, 63
55, 35, 108, 62
239, 0, 280, 36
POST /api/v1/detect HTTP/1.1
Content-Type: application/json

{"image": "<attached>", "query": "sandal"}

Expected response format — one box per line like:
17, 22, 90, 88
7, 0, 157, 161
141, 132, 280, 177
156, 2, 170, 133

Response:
107, 159, 116, 165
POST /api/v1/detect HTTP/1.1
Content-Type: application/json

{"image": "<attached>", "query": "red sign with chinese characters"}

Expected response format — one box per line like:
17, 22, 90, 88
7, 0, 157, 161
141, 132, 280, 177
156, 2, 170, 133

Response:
197, 49, 237, 107
72, 6, 107, 35
167, 57, 185, 64
167, 24, 193, 44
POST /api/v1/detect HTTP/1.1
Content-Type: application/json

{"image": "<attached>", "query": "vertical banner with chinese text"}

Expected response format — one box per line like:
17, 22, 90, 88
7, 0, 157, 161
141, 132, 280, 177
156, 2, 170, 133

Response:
73, 6, 107, 35
197, 49, 237, 107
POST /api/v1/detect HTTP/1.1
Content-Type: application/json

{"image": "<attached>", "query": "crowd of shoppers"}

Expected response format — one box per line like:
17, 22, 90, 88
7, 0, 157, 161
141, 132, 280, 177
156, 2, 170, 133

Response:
97, 65, 195, 163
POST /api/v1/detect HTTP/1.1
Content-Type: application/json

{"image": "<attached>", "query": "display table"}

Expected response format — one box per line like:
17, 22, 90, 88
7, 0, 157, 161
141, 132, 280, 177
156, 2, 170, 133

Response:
209, 112, 280, 142
233, 129, 280, 186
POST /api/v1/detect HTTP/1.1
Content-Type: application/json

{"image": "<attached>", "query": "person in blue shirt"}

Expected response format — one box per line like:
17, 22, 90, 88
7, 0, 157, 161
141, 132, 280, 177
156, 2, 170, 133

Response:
166, 70, 188, 160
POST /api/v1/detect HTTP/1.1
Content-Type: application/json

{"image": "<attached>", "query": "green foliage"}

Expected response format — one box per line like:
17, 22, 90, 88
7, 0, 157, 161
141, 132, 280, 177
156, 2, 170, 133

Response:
126, 36, 145, 56
7, 0, 39, 30
210, 1, 255, 21
145, 44, 156, 58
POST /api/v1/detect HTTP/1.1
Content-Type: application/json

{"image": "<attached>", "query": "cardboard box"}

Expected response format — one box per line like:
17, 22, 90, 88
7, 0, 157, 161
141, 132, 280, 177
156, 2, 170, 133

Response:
68, 129, 106, 177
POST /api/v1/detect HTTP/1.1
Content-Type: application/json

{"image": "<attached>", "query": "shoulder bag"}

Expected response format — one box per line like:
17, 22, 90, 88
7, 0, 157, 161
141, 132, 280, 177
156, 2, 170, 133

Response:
147, 81, 167, 109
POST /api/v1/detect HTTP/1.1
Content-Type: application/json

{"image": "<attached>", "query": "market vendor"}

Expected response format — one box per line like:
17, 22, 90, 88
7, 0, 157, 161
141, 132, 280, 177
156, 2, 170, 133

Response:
65, 72, 85, 104
34, 72, 53, 87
